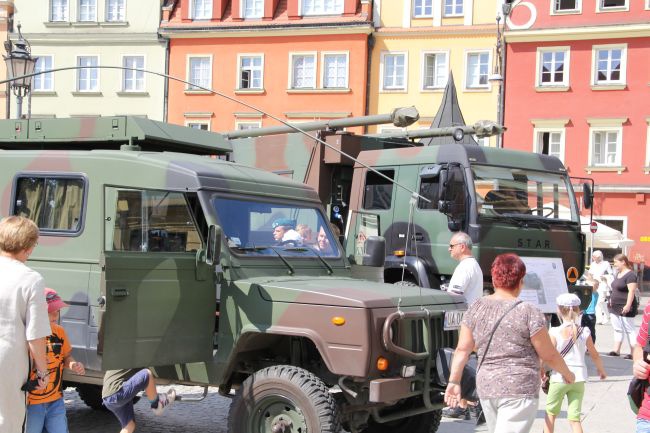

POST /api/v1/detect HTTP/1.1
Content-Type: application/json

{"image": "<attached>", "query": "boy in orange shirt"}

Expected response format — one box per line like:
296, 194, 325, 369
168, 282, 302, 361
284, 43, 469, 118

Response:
26, 288, 85, 433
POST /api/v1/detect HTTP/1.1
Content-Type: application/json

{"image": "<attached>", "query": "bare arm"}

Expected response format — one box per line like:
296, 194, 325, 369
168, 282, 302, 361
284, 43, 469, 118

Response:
28, 337, 49, 390
531, 327, 575, 384
64, 354, 85, 375
621, 281, 638, 315
633, 344, 650, 380
586, 336, 606, 379
444, 325, 474, 407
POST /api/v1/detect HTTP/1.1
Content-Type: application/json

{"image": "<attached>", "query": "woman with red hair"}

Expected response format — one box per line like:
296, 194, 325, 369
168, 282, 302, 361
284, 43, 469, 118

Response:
444, 253, 575, 433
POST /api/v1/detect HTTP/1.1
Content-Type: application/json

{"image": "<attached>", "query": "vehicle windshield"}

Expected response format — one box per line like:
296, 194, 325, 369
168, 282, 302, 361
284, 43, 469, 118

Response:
211, 196, 340, 257
472, 165, 579, 223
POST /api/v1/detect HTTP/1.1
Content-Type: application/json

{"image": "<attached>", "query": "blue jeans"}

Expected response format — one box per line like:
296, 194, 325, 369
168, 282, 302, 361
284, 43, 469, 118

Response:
26, 397, 69, 433
638, 418, 650, 433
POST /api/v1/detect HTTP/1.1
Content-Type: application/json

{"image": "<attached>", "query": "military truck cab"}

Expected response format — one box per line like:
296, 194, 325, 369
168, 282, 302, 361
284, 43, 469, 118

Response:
0, 116, 465, 433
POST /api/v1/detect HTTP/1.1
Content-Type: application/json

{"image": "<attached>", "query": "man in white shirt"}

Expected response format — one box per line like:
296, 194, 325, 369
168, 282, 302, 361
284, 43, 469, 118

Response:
587, 250, 613, 324
446, 231, 484, 306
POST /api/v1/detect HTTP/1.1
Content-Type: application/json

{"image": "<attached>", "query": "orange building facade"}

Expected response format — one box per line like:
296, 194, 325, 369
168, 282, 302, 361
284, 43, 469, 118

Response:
503, 0, 650, 265
161, 0, 372, 134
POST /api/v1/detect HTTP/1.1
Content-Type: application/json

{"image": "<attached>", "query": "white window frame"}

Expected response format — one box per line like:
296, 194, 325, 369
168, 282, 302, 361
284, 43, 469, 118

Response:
191, 0, 212, 19
443, 0, 464, 17
320, 51, 349, 89
551, 0, 581, 14
413, 0, 433, 17
288, 52, 317, 89
237, 54, 264, 90
185, 120, 211, 131
33, 55, 55, 92
588, 126, 622, 167
50, 0, 69, 21
464, 50, 491, 90
242, 0, 264, 18
596, 0, 628, 12
380, 51, 408, 92
78, 0, 97, 22
121, 55, 145, 92
235, 120, 262, 130
591, 44, 627, 86
647, 0, 650, 10
421, 50, 449, 91
536, 47, 570, 88
301, 0, 344, 16
106, 0, 126, 22
533, 128, 566, 162
76, 55, 99, 92
186, 55, 212, 90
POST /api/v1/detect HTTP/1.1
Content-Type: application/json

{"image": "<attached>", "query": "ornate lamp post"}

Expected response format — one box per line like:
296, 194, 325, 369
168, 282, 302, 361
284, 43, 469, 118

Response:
3, 24, 37, 119
489, 0, 515, 148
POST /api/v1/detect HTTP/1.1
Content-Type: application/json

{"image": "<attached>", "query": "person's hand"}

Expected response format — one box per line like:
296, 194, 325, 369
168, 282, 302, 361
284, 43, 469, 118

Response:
444, 382, 462, 408
562, 371, 575, 384
598, 369, 607, 380
633, 358, 650, 380
622, 304, 632, 315
35, 371, 49, 391
70, 361, 85, 375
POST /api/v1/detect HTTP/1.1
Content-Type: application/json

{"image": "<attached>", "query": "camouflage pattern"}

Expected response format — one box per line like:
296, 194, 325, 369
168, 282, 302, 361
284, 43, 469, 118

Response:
0, 116, 464, 432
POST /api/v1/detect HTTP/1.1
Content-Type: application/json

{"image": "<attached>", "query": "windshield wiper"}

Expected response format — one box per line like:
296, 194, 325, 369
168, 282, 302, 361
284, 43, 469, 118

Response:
500, 213, 551, 229
285, 247, 334, 275
234, 245, 295, 275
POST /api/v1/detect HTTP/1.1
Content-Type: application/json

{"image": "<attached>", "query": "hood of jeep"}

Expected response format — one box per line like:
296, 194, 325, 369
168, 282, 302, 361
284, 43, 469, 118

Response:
246, 277, 465, 309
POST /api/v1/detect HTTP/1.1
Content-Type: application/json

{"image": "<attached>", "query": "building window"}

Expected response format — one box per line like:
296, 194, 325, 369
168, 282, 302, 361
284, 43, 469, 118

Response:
187, 122, 209, 130
33, 56, 54, 92
77, 56, 99, 92
79, 0, 97, 21
290, 54, 316, 89
236, 121, 262, 130
238, 55, 263, 90
243, 0, 264, 18
465, 51, 490, 89
590, 129, 621, 166
444, 0, 463, 16
553, 0, 580, 12
188, 56, 211, 90
381, 52, 407, 91
122, 56, 144, 92
422, 52, 448, 90
50, 0, 69, 21
535, 130, 565, 162
598, 0, 627, 11
537, 48, 570, 87
322, 53, 348, 89
302, 0, 343, 15
191, 0, 212, 19
593, 45, 626, 85
413, 0, 433, 17
106, 0, 126, 21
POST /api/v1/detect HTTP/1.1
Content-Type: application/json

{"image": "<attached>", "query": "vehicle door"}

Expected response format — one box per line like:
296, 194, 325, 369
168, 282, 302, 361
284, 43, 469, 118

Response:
361, 167, 398, 253
98, 187, 216, 369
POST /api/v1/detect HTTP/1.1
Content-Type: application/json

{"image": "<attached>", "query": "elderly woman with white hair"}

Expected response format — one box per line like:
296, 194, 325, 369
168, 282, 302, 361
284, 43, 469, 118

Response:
587, 250, 613, 325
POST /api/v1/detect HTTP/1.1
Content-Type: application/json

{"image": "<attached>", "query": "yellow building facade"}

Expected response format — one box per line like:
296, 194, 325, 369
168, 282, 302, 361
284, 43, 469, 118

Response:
369, 0, 502, 145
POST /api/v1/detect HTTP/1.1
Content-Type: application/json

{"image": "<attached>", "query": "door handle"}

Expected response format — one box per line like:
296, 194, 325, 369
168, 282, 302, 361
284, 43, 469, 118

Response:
110, 288, 129, 297
413, 232, 424, 241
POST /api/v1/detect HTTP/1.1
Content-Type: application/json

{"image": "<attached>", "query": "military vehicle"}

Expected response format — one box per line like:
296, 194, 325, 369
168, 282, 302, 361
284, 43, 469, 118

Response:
0, 116, 465, 433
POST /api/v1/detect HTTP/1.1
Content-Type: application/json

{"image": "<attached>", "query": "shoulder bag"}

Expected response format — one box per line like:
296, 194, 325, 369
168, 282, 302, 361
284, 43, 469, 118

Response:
542, 326, 583, 394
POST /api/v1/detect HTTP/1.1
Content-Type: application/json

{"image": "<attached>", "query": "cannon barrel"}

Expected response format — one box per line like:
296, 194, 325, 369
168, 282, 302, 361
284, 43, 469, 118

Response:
223, 106, 420, 139
366, 120, 506, 141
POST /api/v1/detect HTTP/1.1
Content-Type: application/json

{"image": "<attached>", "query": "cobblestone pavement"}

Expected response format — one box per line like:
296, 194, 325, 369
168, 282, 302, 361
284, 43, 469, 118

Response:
66, 385, 230, 433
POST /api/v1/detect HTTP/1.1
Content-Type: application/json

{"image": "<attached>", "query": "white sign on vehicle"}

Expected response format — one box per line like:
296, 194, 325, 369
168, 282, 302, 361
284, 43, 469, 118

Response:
519, 257, 569, 314
444, 310, 464, 330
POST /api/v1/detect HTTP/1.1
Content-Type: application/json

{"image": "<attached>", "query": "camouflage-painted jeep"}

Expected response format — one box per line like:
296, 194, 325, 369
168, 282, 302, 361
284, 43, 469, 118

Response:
0, 116, 463, 433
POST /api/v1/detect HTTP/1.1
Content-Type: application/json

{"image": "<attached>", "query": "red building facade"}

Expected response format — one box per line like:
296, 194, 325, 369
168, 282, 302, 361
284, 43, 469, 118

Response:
503, 0, 650, 265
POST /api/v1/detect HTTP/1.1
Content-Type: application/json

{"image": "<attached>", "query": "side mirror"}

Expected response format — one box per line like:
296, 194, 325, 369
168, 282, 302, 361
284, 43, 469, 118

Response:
206, 225, 222, 266
447, 220, 461, 231
438, 200, 451, 215
361, 236, 386, 267
582, 182, 593, 209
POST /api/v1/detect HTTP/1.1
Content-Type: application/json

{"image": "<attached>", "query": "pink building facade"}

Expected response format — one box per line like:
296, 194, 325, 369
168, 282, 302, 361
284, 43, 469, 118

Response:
503, 0, 650, 266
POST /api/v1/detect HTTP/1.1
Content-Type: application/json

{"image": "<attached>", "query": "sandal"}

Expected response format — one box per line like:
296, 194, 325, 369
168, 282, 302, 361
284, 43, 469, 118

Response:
608, 351, 620, 356
624, 354, 633, 360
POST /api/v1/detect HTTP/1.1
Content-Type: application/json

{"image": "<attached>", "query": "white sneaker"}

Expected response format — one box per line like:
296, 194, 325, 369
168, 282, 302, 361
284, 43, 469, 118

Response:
152, 388, 176, 416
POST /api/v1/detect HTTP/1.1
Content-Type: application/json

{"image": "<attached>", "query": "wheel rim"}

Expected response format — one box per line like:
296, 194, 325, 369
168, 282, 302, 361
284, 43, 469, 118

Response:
252, 396, 308, 433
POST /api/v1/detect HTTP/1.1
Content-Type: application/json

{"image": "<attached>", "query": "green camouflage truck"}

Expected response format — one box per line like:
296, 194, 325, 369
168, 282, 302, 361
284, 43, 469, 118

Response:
0, 116, 464, 433
228, 109, 594, 309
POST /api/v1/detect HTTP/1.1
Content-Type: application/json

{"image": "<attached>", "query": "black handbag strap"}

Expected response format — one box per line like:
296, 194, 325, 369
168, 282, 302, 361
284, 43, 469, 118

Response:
559, 326, 583, 357
477, 300, 523, 372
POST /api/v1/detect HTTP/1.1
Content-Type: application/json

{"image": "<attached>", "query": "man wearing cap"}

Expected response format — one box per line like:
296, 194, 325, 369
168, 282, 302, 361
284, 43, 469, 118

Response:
271, 218, 302, 245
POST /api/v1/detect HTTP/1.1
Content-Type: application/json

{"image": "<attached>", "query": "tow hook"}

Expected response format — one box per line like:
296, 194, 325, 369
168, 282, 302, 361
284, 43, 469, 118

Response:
271, 417, 293, 433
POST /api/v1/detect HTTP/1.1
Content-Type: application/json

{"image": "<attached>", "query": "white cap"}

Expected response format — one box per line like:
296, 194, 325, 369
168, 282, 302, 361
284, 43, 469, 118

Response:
556, 293, 581, 308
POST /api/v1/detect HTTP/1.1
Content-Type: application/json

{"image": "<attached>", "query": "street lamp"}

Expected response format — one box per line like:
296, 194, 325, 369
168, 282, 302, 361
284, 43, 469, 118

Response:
3, 24, 37, 119
489, 0, 515, 148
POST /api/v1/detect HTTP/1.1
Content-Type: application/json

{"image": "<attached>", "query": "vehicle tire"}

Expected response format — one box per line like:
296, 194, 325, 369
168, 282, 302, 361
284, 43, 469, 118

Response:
362, 408, 442, 433
228, 365, 341, 433
76, 384, 108, 411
